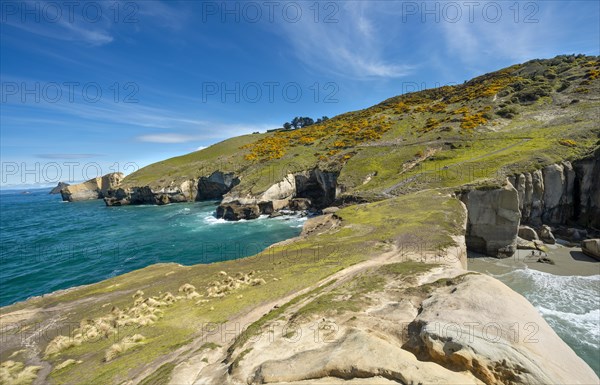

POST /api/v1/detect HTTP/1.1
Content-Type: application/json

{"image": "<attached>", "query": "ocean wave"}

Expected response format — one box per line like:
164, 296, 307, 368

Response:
537, 306, 600, 349
203, 215, 230, 225
491, 267, 600, 359
497, 269, 600, 313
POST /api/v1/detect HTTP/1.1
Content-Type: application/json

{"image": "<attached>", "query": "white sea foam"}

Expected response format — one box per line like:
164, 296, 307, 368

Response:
490, 268, 600, 365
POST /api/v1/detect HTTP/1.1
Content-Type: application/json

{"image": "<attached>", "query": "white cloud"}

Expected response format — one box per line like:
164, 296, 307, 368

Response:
135, 123, 272, 144
2, 0, 114, 45
438, 2, 565, 69
277, 2, 414, 79
35, 153, 102, 159
2, 0, 188, 46
137, 133, 202, 143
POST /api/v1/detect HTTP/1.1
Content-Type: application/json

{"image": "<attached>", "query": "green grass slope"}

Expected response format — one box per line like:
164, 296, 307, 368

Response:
124, 55, 599, 197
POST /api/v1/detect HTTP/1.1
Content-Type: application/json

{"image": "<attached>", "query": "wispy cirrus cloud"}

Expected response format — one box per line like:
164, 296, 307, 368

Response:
137, 133, 203, 143
35, 153, 103, 159
277, 2, 414, 79
1, 0, 114, 45
436, 1, 597, 71
1, 0, 189, 46
136, 123, 273, 144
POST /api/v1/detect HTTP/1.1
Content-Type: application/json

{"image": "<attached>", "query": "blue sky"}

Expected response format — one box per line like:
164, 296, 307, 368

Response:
1, 0, 598, 187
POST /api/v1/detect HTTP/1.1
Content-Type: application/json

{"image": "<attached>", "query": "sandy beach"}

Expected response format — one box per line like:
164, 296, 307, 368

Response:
468, 241, 600, 277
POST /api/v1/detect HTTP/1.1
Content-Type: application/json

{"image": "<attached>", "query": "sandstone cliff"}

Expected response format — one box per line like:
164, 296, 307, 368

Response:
508, 151, 600, 228
60, 173, 124, 202
215, 169, 339, 220
103, 171, 239, 206
461, 184, 521, 257
458, 150, 599, 258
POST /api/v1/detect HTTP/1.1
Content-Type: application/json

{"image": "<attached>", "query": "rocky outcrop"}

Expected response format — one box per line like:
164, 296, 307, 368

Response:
216, 169, 339, 220
251, 329, 482, 385
464, 154, 599, 256
49, 182, 69, 194
295, 169, 339, 208
215, 201, 261, 221
61, 173, 123, 202
518, 225, 539, 241
582, 239, 600, 260
404, 273, 598, 385
197, 172, 239, 200
300, 213, 340, 237
105, 172, 239, 206
539, 224, 556, 244
508, 152, 600, 228
461, 184, 521, 257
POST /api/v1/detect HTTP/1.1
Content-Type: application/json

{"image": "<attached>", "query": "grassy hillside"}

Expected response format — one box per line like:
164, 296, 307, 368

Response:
124, 55, 600, 197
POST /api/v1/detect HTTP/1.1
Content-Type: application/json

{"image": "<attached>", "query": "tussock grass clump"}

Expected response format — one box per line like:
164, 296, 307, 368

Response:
44, 335, 81, 357
104, 334, 146, 362
45, 291, 179, 357
0, 360, 41, 385
178, 283, 202, 299
53, 359, 81, 372
205, 270, 266, 298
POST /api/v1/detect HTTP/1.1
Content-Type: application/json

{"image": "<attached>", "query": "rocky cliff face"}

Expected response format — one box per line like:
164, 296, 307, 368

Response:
461, 151, 599, 257
104, 171, 239, 206
49, 182, 69, 194
461, 184, 521, 257
215, 168, 339, 220
60, 173, 123, 202
508, 152, 600, 228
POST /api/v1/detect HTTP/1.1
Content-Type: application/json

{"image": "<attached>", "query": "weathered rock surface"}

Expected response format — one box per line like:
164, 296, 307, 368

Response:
197, 171, 240, 200
539, 224, 556, 244
300, 214, 340, 237
509, 152, 600, 228
261, 173, 297, 202
582, 238, 600, 260
216, 169, 340, 220
294, 169, 339, 208
289, 198, 312, 211
105, 180, 195, 206
216, 201, 260, 221
250, 329, 482, 385
49, 182, 69, 194
404, 273, 598, 385
461, 184, 521, 257
61, 173, 123, 202
322, 206, 340, 214
516, 236, 537, 249
518, 225, 539, 241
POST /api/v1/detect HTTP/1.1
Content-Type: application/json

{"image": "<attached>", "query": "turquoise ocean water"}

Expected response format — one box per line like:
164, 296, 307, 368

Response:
0, 189, 303, 307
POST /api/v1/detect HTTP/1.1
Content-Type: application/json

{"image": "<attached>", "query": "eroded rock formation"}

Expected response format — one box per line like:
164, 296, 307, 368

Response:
49, 182, 69, 194
104, 172, 239, 206
404, 274, 598, 385
461, 184, 521, 258
60, 173, 123, 202
216, 169, 339, 220
508, 153, 600, 228
197, 172, 240, 200
462, 152, 599, 257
